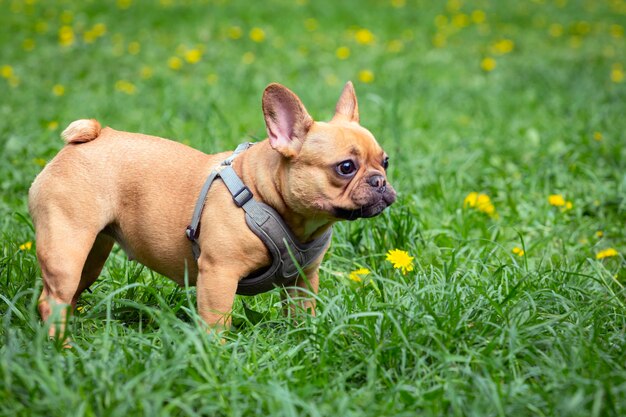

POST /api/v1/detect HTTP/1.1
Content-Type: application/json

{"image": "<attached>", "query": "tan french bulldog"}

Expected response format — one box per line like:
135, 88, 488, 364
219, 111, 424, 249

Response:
29, 81, 396, 338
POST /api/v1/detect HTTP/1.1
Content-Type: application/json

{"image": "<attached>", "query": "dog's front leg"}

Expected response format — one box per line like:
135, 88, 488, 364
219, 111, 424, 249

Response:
283, 265, 320, 319
196, 256, 240, 331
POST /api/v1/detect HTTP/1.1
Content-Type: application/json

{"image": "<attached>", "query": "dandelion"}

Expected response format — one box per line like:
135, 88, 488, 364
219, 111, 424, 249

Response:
512, 247, 525, 256
548, 23, 563, 38
481, 57, 496, 72
355, 28, 375, 45
304, 18, 318, 31
115, 80, 136, 95
1, 65, 13, 79
610, 24, 624, 38
491, 39, 515, 55
242, 52, 255, 64
140, 66, 153, 79
611, 64, 624, 83
593, 132, 603, 141
349, 268, 370, 283
52, 84, 65, 96
596, 248, 618, 259
19, 241, 32, 251
391, 0, 405, 8
22, 39, 35, 51
60, 10, 74, 24
336, 46, 350, 60
117, 0, 132, 9
471, 10, 486, 24
433, 33, 447, 48
34, 157, 47, 166
548, 194, 566, 207
434, 15, 448, 28
47, 121, 59, 131
227, 26, 243, 39
58, 26, 75, 47
168, 56, 183, 70
386, 249, 414, 275
464, 192, 497, 217
249, 27, 266, 43
451, 13, 470, 29
184, 49, 202, 64
358, 69, 374, 83
596, 231, 604, 238
128, 41, 141, 55
387, 39, 404, 53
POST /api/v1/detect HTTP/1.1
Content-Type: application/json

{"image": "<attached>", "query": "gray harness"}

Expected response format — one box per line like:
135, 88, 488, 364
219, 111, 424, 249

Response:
186, 143, 332, 296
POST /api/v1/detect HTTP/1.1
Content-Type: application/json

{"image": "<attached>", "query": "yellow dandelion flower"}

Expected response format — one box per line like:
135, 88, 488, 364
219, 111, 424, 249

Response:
168, 56, 183, 70
512, 247, 525, 257
349, 268, 370, 283
19, 241, 32, 251
481, 57, 496, 72
140, 66, 153, 79
610, 24, 624, 38
358, 69, 374, 83
548, 194, 566, 207
34, 157, 47, 166
596, 231, 604, 238
386, 249, 414, 275
387, 39, 404, 53
52, 84, 65, 96
1, 65, 13, 79
227, 26, 243, 39
22, 39, 35, 51
446, 0, 462, 13
242, 52, 255, 64
451, 13, 470, 29
184, 49, 202, 64
336, 46, 350, 60
464, 192, 497, 217
391, 0, 405, 8
116, 0, 132, 9
593, 132, 603, 141
491, 39, 515, 55
250, 27, 266, 43
47, 121, 59, 131
471, 10, 486, 24
93, 23, 107, 37
434, 15, 448, 29
355, 28, 375, 45
58, 25, 75, 47
128, 41, 141, 55
115, 80, 136, 95
611, 64, 624, 83
549, 23, 563, 37
304, 18, 318, 31
433, 33, 447, 48
596, 248, 618, 259
60, 10, 74, 24
564, 201, 573, 211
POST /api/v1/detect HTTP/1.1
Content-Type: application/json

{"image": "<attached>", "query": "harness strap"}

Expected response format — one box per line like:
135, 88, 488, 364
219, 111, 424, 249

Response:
186, 142, 255, 260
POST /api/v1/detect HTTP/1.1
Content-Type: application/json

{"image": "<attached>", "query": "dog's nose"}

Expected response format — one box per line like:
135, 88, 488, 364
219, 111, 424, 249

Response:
367, 174, 386, 190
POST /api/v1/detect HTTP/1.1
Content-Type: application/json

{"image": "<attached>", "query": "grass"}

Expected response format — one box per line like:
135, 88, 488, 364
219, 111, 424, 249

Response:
1, 0, 626, 415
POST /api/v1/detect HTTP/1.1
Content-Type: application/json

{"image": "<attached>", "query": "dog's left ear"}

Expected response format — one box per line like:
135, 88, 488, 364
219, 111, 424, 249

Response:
262, 83, 313, 158
332, 81, 359, 123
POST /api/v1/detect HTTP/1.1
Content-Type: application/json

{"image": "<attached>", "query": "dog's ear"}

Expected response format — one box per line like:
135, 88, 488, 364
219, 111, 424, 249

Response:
332, 81, 359, 123
262, 83, 313, 158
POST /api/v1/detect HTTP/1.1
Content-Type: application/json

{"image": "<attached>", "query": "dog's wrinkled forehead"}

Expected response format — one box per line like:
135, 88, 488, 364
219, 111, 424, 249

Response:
302, 121, 383, 160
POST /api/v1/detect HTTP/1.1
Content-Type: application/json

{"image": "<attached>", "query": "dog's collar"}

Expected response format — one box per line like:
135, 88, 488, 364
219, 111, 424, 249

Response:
186, 143, 332, 296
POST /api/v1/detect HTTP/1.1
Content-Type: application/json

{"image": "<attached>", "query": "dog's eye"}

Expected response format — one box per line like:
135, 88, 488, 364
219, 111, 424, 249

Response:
382, 157, 389, 170
336, 160, 357, 177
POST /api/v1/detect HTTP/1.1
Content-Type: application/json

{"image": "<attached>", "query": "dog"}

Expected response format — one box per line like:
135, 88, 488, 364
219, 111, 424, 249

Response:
29, 81, 396, 338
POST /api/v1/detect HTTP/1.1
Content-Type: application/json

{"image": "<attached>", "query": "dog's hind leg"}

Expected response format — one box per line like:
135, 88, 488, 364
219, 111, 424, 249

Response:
35, 215, 106, 340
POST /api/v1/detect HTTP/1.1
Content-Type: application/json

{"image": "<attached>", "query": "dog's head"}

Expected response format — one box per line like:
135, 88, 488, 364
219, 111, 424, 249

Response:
262, 82, 396, 221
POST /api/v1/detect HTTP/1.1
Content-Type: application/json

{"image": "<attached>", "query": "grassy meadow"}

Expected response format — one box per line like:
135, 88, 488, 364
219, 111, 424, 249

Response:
2, 0, 626, 415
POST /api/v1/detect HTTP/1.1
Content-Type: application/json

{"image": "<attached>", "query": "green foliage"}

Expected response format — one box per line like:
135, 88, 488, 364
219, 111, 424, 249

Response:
1, 0, 626, 415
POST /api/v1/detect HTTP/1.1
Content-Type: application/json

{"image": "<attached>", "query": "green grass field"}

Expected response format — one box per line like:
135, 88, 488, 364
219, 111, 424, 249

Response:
2, 0, 626, 415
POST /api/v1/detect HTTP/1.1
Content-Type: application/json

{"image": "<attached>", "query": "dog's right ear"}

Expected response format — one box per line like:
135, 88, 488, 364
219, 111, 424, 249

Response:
262, 83, 313, 158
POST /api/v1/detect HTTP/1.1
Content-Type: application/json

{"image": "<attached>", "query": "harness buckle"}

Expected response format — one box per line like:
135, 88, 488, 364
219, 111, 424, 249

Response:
233, 186, 253, 207
185, 225, 196, 241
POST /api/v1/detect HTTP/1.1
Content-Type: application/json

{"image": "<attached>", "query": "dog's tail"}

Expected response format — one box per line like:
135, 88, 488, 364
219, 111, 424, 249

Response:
61, 119, 102, 144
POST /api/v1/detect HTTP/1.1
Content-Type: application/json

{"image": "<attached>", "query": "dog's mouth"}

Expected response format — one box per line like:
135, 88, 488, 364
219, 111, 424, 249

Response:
332, 191, 396, 221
